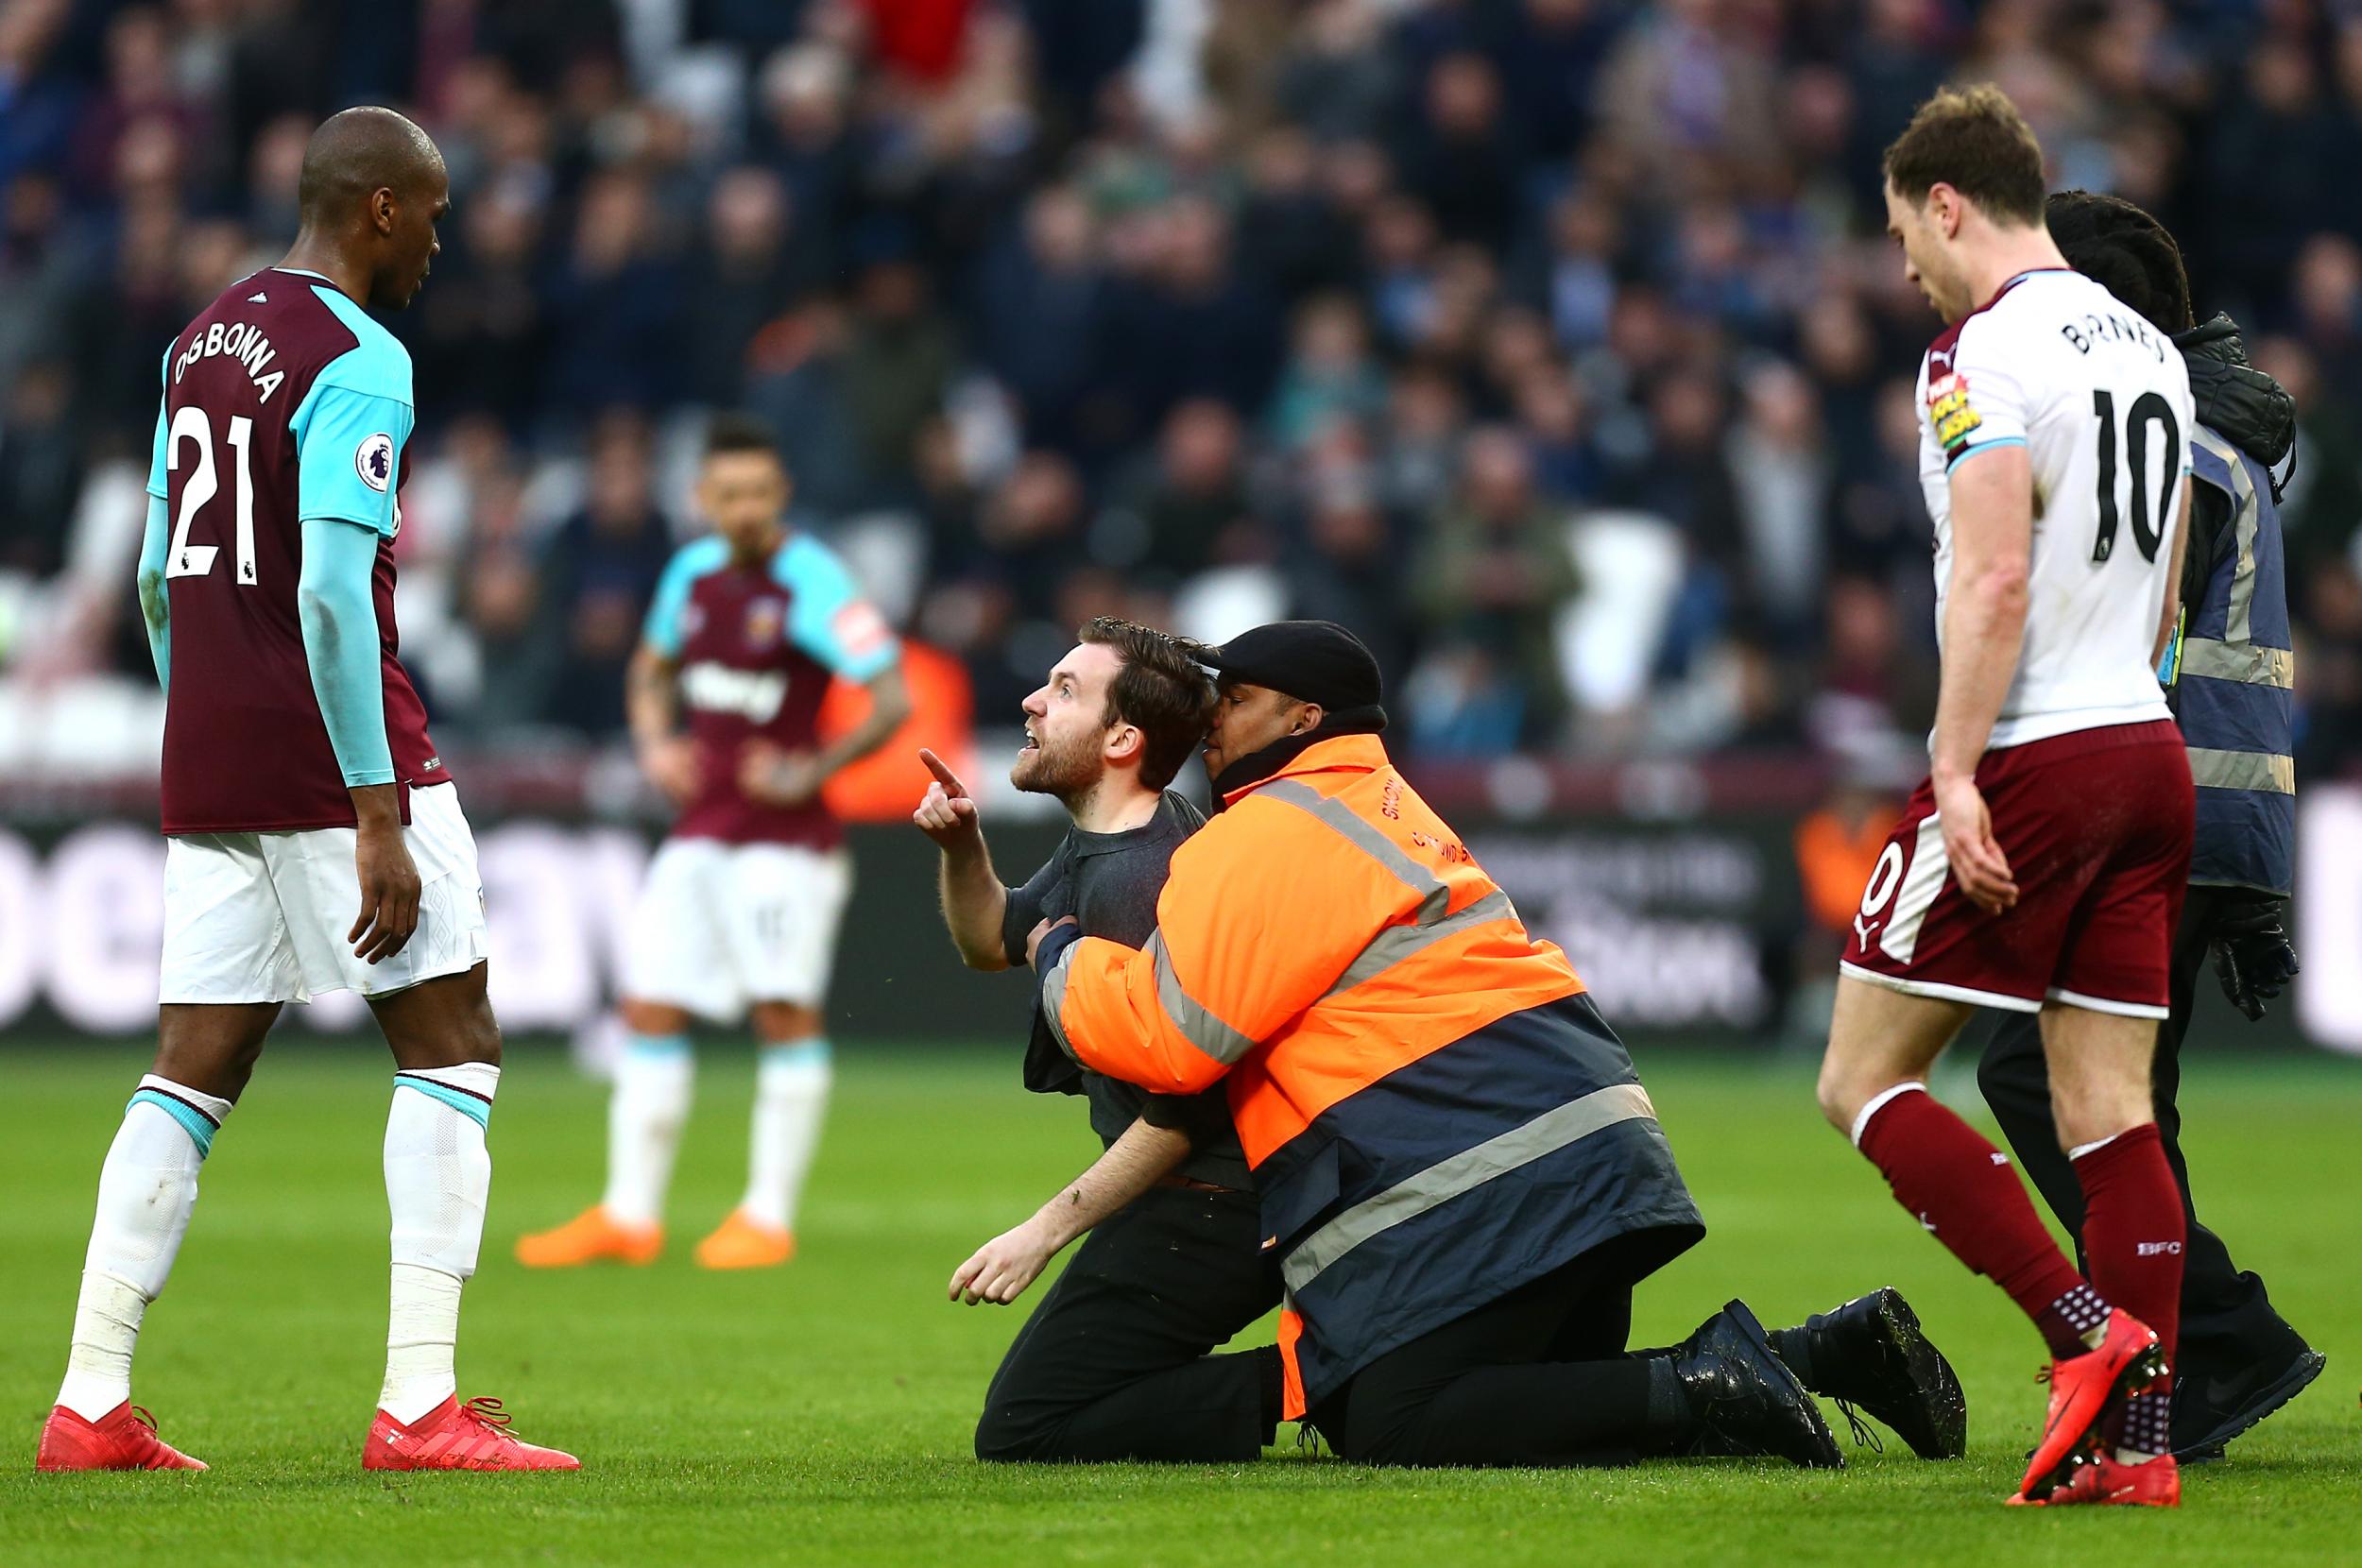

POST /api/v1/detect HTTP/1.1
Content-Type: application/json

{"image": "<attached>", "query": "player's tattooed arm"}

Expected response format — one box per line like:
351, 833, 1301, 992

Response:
736, 669, 911, 808
804, 665, 916, 793
626, 641, 698, 804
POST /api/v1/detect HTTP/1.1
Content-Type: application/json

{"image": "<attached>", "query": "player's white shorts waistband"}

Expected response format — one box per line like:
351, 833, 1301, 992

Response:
160, 783, 488, 1006
624, 838, 851, 1019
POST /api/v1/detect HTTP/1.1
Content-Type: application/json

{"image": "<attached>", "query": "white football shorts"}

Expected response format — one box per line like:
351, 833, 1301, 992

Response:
160, 782, 489, 1005
622, 838, 851, 1019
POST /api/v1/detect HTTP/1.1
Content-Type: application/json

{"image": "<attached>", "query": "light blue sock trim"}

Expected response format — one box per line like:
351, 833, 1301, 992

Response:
128, 1089, 216, 1160
760, 1038, 830, 1067
393, 1074, 492, 1130
626, 1031, 693, 1059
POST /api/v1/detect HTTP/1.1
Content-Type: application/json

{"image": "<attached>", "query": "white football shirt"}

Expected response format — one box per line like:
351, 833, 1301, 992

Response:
1915, 267, 2193, 750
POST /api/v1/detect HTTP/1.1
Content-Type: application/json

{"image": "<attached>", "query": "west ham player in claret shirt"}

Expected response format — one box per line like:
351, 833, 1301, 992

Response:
36, 110, 575, 1474
1814, 86, 2195, 1509
516, 416, 909, 1272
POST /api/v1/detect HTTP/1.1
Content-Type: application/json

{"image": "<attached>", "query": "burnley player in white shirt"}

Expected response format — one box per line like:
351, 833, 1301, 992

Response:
1812, 86, 2197, 1508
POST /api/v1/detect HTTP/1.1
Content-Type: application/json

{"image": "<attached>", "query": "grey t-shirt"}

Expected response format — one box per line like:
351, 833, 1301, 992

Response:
1001, 790, 1251, 1190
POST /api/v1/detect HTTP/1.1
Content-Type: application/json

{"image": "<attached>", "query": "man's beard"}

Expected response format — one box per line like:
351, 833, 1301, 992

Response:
1010, 730, 1102, 804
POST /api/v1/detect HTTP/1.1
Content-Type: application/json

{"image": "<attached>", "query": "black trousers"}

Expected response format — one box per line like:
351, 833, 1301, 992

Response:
1309, 1237, 1672, 1469
974, 1184, 1282, 1462
1972, 886, 2305, 1374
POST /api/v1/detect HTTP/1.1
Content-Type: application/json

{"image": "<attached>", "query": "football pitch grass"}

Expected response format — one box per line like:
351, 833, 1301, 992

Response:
2, 1040, 2356, 1566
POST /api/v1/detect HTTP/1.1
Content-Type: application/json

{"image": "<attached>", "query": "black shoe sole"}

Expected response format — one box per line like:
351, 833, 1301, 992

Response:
2171, 1350, 2326, 1461
1718, 1300, 1845, 1470
1853, 1287, 1969, 1461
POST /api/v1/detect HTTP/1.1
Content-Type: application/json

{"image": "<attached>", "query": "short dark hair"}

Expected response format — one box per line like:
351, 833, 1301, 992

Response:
2045, 189, 2196, 335
704, 412, 782, 463
1078, 617, 1216, 793
1883, 84, 2048, 228
297, 107, 441, 226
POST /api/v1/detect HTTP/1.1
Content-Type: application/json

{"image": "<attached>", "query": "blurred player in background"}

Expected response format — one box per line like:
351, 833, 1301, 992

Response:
1816, 87, 2195, 1508
1974, 190, 2321, 1460
518, 416, 909, 1271
916, 619, 1284, 1463
38, 109, 575, 1474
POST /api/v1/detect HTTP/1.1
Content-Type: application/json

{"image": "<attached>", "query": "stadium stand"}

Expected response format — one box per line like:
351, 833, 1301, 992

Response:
4, 0, 2362, 788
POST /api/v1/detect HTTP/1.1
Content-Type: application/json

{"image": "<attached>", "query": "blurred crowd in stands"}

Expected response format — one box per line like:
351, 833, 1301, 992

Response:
6, 0, 2362, 782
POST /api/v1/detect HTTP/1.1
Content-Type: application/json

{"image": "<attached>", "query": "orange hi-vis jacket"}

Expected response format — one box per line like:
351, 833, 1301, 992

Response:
1036, 734, 1703, 1418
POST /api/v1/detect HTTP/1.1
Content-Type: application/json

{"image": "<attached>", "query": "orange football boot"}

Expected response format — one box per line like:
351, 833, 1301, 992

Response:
363, 1396, 578, 1472
36, 1403, 206, 1472
694, 1208, 795, 1270
2019, 1311, 2165, 1503
513, 1207, 661, 1268
2010, 1451, 2180, 1508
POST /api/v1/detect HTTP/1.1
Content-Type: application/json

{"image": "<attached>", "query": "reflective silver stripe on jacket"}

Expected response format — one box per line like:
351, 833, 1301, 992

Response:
1281, 1082, 1659, 1296
1146, 929, 1258, 1065
1040, 941, 1077, 1054
2194, 424, 2263, 646
2179, 638, 2293, 689
1325, 889, 1518, 997
1253, 779, 1524, 997
2187, 748, 2295, 794
1101, 776, 1524, 1067
1256, 778, 1450, 920
1040, 928, 1258, 1068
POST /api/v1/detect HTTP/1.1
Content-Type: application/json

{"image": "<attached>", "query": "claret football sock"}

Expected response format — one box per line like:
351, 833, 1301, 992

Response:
2073, 1123, 2184, 1459
2072, 1124, 2183, 1361
1853, 1082, 2101, 1359
56, 1076, 231, 1423
743, 1039, 830, 1232
2037, 1283, 2114, 1356
600, 1033, 693, 1228
383, 1063, 498, 1425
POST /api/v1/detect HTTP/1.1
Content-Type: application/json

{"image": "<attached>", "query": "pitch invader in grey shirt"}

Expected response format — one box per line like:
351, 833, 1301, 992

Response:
996, 787, 1252, 1189
915, 617, 1281, 1462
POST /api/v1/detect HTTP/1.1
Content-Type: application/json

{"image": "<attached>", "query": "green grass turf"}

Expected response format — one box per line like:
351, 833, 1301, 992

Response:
1, 1040, 2356, 1566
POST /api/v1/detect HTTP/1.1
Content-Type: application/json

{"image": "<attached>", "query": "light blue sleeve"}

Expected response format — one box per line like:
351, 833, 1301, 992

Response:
777, 538, 899, 682
643, 538, 725, 658
290, 287, 414, 536
137, 494, 170, 690
293, 383, 412, 535
296, 516, 395, 787
144, 394, 168, 501
138, 396, 171, 689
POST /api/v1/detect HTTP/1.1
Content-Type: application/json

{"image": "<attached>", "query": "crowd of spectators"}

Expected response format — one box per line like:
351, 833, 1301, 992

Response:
6, 0, 2362, 779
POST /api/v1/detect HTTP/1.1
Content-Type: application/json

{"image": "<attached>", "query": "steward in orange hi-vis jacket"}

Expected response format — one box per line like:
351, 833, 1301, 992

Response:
1027, 623, 1965, 1469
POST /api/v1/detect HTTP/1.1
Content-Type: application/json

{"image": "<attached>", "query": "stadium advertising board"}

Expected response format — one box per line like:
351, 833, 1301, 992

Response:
0, 793, 2348, 1052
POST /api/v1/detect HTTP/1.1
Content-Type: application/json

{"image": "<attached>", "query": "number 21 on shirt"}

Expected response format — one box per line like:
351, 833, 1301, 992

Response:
165, 405, 258, 585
